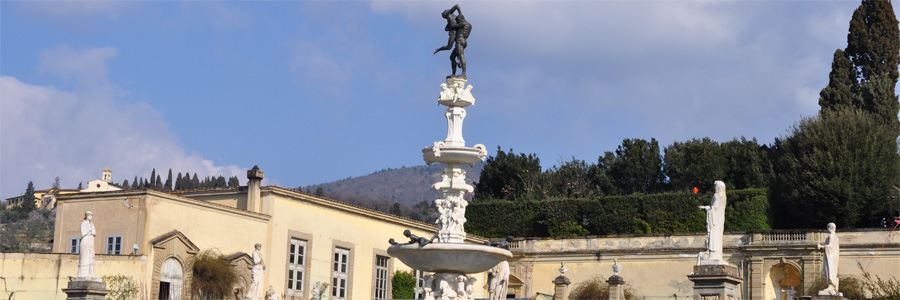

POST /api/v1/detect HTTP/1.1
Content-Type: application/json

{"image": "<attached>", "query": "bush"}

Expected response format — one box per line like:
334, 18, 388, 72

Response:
189, 249, 237, 300
103, 274, 138, 300
392, 271, 416, 299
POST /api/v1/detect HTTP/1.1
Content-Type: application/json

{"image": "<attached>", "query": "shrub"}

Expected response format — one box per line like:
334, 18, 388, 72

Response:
189, 249, 237, 300
392, 271, 416, 299
467, 189, 768, 238
103, 274, 138, 300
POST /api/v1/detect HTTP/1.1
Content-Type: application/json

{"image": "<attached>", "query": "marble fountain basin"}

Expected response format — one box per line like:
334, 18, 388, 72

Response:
422, 146, 485, 165
388, 243, 512, 274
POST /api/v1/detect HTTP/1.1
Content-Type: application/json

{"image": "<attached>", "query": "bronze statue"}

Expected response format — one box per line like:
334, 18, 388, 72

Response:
434, 4, 471, 77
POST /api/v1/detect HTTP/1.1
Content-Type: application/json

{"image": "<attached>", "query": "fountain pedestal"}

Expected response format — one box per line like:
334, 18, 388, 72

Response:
388, 75, 510, 300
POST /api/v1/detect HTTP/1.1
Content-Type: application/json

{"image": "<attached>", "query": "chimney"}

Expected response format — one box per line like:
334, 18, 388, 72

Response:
247, 165, 264, 213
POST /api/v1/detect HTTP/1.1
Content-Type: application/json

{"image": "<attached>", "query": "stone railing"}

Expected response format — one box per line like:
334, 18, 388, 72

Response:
751, 230, 819, 245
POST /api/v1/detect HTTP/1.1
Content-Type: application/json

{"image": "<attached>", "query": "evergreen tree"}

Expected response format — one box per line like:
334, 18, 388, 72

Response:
390, 202, 403, 216
314, 187, 325, 197
77, 181, 83, 189
772, 108, 899, 228
474, 147, 543, 201
217, 176, 226, 188
22, 181, 37, 212
228, 176, 240, 187
192, 173, 200, 189
846, 0, 900, 91
550, 158, 598, 198
663, 137, 726, 192
122, 179, 130, 188
602, 138, 665, 194
819, 49, 858, 111
165, 169, 173, 191
175, 172, 183, 191
721, 137, 773, 189
132, 176, 139, 189
156, 174, 163, 190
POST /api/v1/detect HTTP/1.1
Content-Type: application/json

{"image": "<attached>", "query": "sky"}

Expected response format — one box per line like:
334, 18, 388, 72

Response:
1, 0, 895, 200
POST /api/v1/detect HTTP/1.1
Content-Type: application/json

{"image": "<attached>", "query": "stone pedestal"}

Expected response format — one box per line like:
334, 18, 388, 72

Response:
688, 264, 742, 300
62, 278, 108, 300
552, 275, 570, 300
607, 275, 625, 300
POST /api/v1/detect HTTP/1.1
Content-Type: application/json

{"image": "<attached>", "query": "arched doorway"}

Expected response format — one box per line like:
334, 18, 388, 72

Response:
764, 263, 802, 300
160, 257, 184, 300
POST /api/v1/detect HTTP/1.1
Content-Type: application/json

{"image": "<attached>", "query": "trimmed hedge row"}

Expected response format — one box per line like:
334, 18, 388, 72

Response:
466, 189, 770, 238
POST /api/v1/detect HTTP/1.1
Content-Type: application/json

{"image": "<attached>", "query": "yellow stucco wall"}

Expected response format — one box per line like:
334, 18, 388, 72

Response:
259, 188, 490, 300
0, 253, 143, 300
514, 230, 900, 300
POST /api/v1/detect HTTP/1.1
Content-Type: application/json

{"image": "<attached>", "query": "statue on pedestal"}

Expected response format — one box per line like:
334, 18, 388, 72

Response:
77, 211, 97, 279
266, 285, 280, 300
434, 4, 472, 77
488, 260, 509, 300
698, 181, 727, 265
246, 243, 267, 300
817, 222, 841, 296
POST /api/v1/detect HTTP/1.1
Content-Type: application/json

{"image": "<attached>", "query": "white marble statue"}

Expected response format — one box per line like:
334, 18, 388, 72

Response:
698, 181, 727, 264
266, 285, 280, 300
817, 223, 841, 296
612, 258, 621, 276
781, 286, 796, 300
488, 261, 509, 300
77, 211, 97, 279
418, 275, 435, 300
246, 243, 267, 300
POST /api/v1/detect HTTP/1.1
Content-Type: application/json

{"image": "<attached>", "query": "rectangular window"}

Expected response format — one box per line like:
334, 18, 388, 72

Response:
106, 235, 122, 255
332, 248, 350, 299
287, 238, 306, 293
70, 237, 81, 254
373, 255, 389, 300
414, 269, 426, 299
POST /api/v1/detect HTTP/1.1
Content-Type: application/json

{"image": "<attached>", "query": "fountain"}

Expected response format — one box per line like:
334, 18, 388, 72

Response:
387, 5, 512, 300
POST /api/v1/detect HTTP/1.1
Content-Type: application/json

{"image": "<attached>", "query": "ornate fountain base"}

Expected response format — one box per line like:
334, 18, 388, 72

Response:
418, 272, 477, 300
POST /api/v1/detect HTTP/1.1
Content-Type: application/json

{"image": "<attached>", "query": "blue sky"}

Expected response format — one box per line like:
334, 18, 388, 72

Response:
1, 1, 893, 200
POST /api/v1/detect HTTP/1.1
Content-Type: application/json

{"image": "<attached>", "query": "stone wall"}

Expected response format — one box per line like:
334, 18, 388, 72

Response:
508, 229, 900, 300
0, 252, 144, 300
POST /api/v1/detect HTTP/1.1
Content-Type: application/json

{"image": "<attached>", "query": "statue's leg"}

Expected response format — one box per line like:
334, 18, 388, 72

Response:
456, 41, 466, 75
450, 51, 458, 75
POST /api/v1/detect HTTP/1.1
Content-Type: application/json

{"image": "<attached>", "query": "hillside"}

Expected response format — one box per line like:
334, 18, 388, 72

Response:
302, 162, 485, 207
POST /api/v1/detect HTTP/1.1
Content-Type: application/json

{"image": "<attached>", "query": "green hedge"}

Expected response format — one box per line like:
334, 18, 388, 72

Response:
467, 189, 770, 238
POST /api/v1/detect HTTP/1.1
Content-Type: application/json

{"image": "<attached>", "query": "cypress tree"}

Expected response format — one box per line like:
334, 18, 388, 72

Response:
846, 0, 900, 92
150, 169, 157, 187
22, 181, 37, 212
165, 169, 173, 191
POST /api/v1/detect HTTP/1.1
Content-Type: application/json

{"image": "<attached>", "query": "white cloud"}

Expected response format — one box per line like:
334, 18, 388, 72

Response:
39, 45, 118, 86
0, 46, 243, 198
